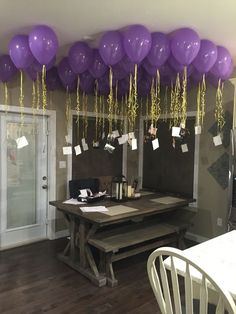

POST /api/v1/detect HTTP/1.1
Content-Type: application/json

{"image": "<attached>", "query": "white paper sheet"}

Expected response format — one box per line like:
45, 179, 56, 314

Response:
131, 138, 137, 150
63, 198, 84, 205
80, 206, 108, 212
151, 196, 185, 204
213, 134, 222, 146
16, 136, 28, 149
181, 144, 188, 153
152, 138, 159, 150
63, 146, 72, 155
172, 127, 181, 137
195, 125, 201, 135
74, 144, 82, 155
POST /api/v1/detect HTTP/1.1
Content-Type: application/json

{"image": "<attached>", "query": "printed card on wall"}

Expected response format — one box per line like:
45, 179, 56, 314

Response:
131, 138, 137, 150
181, 144, 188, 153
16, 136, 28, 149
152, 138, 159, 150
213, 135, 222, 146
172, 127, 181, 137
195, 125, 201, 135
63, 146, 72, 155
81, 138, 89, 151
74, 145, 82, 155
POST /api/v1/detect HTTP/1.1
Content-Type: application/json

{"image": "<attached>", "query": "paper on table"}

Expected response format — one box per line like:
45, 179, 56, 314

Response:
80, 206, 108, 212
63, 198, 84, 205
151, 196, 185, 204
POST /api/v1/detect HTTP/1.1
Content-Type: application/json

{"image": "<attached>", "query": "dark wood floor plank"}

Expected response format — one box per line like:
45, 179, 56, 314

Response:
0, 238, 161, 314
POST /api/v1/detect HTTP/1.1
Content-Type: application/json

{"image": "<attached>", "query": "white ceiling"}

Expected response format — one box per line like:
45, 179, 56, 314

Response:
1, 0, 236, 64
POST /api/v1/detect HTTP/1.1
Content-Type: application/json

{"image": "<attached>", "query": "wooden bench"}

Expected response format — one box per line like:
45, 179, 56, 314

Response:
88, 217, 190, 286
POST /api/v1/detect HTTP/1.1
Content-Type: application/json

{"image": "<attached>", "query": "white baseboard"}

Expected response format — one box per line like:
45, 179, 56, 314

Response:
55, 229, 69, 239
185, 231, 209, 243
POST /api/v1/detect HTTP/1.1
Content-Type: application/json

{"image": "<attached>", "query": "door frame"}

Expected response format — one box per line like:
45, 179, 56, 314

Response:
0, 104, 56, 248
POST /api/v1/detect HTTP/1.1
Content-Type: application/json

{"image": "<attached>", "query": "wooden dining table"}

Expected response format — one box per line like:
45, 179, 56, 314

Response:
50, 192, 193, 286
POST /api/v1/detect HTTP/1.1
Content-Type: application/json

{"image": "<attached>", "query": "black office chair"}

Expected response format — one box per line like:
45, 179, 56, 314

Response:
69, 178, 100, 199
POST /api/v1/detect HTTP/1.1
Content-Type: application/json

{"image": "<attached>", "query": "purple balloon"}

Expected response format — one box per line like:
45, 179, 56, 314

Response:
68, 41, 92, 74
9, 34, 34, 69
210, 46, 233, 79
112, 61, 127, 80
171, 28, 200, 65
159, 62, 175, 78
29, 25, 58, 65
191, 67, 203, 83
119, 54, 136, 74
33, 56, 56, 72
99, 31, 124, 66
123, 24, 151, 64
25, 64, 38, 81
46, 66, 62, 91
57, 57, 77, 87
80, 71, 95, 94
142, 58, 158, 77
98, 80, 109, 96
0, 55, 17, 82
168, 54, 185, 72
193, 39, 217, 73
147, 32, 170, 67
89, 49, 108, 78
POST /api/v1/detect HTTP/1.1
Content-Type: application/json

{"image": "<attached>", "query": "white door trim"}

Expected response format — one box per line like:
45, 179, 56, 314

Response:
0, 105, 57, 244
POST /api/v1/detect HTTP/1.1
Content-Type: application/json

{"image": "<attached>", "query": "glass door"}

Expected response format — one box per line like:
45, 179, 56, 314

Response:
0, 113, 48, 248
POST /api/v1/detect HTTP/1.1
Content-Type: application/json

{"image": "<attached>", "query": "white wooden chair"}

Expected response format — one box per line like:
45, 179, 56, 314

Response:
147, 247, 236, 314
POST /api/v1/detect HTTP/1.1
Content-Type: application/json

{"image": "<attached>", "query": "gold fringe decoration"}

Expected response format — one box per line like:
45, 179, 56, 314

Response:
4, 82, 9, 114
107, 66, 114, 135
172, 73, 181, 128
19, 70, 24, 126
102, 95, 105, 137
145, 96, 149, 133
36, 73, 40, 111
181, 66, 187, 128
200, 74, 206, 126
76, 76, 80, 123
215, 79, 225, 133
65, 87, 71, 133
127, 72, 133, 132
196, 82, 201, 126
114, 80, 118, 129
169, 82, 174, 129
132, 63, 138, 131
98, 95, 102, 138
42, 65, 47, 113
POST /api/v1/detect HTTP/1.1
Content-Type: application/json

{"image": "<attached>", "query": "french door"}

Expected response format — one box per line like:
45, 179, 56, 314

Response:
0, 113, 48, 249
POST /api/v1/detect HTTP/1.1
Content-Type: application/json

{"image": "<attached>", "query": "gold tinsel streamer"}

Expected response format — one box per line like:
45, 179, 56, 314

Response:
76, 76, 80, 123
173, 73, 181, 127
36, 73, 40, 111
94, 80, 98, 141
107, 66, 114, 135
200, 74, 206, 126
215, 79, 225, 132
102, 95, 105, 137
145, 96, 149, 133
181, 66, 187, 127
163, 86, 168, 123
196, 82, 201, 126
42, 65, 47, 113
82, 92, 88, 139
169, 82, 175, 129
155, 69, 161, 127
4, 82, 9, 113
127, 72, 133, 132
32, 81, 36, 117
132, 63, 138, 131
19, 70, 24, 126
114, 80, 118, 128
65, 87, 70, 133
98, 95, 102, 138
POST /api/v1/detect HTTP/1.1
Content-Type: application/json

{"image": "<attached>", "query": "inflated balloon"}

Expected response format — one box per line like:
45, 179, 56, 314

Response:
25, 64, 38, 81
9, 34, 34, 69
142, 58, 158, 77
29, 25, 58, 65
33, 56, 56, 72
159, 63, 175, 78
191, 67, 203, 83
117, 77, 129, 97
123, 24, 151, 63
89, 49, 108, 78
0, 55, 17, 82
46, 66, 62, 91
210, 46, 232, 79
168, 54, 185, 72
119, 55, 136, 74
57, 57, 77, 87
68, 41, 92, 74
147, 32, 170, 67
112, 61, 127, 80
137, 77, 151, 97
99, 31, 124, 66
171, 27, 200, 65
193, 39, 217, 73
80, 71, 95, 94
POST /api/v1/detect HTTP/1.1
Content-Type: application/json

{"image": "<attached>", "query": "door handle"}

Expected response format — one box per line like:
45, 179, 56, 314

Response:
42, 185, 48, 189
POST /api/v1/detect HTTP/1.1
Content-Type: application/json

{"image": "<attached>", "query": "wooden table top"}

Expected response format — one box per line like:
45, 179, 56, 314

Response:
49, 193, 191, 225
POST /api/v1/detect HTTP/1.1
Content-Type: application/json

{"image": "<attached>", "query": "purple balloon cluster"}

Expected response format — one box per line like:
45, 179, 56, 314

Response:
2, 24, 233, 94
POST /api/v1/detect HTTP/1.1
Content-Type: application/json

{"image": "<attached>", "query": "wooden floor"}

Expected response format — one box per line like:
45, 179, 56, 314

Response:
0, 238, 161, 314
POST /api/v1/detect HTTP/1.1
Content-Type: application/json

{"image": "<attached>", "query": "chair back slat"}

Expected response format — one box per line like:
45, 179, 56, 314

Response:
199, 274, 208, 314
147, 247, 236, 314
160, 256, 173, 314
170, 256, 182, 314
184, 263, 193, 314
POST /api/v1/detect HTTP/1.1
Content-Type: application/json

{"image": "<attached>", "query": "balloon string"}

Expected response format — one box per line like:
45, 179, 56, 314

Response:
163, 86, 168, 123
114, 80, 118, 128
94, 80, 98, 141
107, 66, 113, 135
170, 82, 174, 129
215, 79, 225, 133
145, 95, 149, 133
65, 87, 70, 135
32, 80, 36, 117
127, 72, 133, 132
181, 66, 187, 128
200, 74, 206, 126
19, 70, 24, 127
76, 76, 80, 141
174, 73, 181, 127
196, 81, 201, 126
42, 65, 47, 113
4, 82, 9, 114
36, 72, 40, 111
132, 63, 138, 132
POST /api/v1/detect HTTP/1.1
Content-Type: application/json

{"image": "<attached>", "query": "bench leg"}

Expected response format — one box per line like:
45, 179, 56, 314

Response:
105, 252, 118, 287
177, 229, 187, 249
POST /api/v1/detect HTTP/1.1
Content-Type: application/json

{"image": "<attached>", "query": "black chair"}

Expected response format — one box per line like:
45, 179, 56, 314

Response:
69, 178, 100, 199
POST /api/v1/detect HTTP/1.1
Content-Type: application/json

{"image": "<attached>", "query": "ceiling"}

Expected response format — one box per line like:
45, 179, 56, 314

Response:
1, 0, 236, 64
